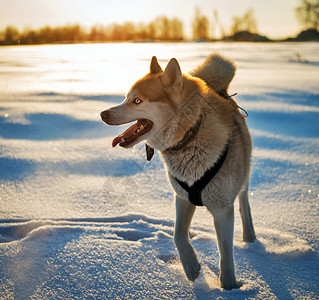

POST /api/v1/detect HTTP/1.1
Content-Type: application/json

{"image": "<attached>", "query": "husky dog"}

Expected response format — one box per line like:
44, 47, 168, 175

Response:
100, 54, 256, 290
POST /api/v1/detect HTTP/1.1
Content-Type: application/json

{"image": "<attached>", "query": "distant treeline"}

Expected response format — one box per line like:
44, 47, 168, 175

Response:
0, 8, 258, 45
1, 1, 318, 45
0, 16, 186, 45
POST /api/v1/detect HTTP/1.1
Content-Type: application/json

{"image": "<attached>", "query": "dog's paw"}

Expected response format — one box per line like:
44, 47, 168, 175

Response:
243, 232, 256, 243
220, 275, 238, 290
175, 237, 201, 281
182, 258, 201, 281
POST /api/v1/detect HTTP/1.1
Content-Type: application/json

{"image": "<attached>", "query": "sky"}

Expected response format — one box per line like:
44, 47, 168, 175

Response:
0, 0, 302, 39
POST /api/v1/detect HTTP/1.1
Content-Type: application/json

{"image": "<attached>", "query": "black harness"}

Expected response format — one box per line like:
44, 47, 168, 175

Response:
145, 114, 230, 207
174, 142, 230, 206
144, 93, 248, 207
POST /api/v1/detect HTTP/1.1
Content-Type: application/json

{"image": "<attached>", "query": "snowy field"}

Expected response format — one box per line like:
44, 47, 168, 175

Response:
0, 42, 318, 299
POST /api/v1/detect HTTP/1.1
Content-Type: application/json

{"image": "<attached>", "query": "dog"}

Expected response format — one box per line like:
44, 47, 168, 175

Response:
100, 53, 256, 290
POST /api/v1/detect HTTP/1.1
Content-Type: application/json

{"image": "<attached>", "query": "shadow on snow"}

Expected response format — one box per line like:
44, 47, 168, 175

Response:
0, 157, 143, 181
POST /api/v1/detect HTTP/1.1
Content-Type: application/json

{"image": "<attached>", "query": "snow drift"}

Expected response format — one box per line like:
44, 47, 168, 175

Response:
0, 42, 318, 299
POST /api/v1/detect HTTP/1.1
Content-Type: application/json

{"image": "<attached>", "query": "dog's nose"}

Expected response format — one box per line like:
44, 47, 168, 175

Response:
100, 110, 109, 123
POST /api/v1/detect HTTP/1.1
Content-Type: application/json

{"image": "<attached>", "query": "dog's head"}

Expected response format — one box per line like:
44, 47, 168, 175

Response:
101, 56, 197, 151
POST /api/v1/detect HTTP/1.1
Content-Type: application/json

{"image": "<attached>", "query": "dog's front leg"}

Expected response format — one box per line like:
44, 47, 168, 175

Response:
213, 206, 237, 290
174, 196, 201, 281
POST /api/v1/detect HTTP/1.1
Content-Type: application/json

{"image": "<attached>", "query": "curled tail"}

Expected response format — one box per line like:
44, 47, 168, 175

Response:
191, 53, 236, 96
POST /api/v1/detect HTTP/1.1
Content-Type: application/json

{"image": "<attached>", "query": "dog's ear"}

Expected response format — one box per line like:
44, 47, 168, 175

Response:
150, 56, 163, 74
162, 58, 183, 90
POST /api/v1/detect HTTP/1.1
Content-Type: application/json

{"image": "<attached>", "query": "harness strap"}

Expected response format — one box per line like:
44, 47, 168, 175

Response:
174, 141, 230, 206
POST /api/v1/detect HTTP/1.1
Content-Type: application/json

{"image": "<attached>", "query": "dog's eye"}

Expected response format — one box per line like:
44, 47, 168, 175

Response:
134, 98, 142, 104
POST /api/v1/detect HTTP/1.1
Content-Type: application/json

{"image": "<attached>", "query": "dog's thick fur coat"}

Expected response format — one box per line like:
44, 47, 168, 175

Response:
101, 53, 256, 290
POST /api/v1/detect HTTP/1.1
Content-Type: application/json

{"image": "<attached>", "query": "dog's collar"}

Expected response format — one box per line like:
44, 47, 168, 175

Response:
145, 114, 202, 161
167, 114, 202, 152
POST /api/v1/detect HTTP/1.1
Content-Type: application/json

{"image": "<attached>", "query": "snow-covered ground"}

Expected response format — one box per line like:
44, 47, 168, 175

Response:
0, 42, 318, 299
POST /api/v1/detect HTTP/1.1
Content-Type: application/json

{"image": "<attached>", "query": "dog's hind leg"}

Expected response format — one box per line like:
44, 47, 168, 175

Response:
213, 205, 237, 290
174, 196, 201, 281
238, 185, 256, 242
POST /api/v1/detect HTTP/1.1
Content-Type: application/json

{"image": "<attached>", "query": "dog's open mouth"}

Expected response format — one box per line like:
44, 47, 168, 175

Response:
112, 119, 153, 147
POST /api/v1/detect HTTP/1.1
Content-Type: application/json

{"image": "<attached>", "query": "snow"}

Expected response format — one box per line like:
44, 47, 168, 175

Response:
0, 42, 318, 299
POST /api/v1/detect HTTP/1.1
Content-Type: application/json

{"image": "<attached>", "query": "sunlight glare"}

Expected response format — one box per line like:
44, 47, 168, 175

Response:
0, 43, 188, 94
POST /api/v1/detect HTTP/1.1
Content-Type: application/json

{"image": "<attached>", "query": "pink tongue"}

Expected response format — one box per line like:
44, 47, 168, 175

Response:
112, 136, 123, 147
112, 122, 140, 147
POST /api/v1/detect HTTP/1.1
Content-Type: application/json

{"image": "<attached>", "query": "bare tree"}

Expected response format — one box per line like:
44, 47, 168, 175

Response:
230, 9, 258, 35
149, 16, 184, 40
192, 7, 210, 40
296, 0, 319, 30
212, 9, 225, 39
3, 26, 19, 44
171, 17, 184, 40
